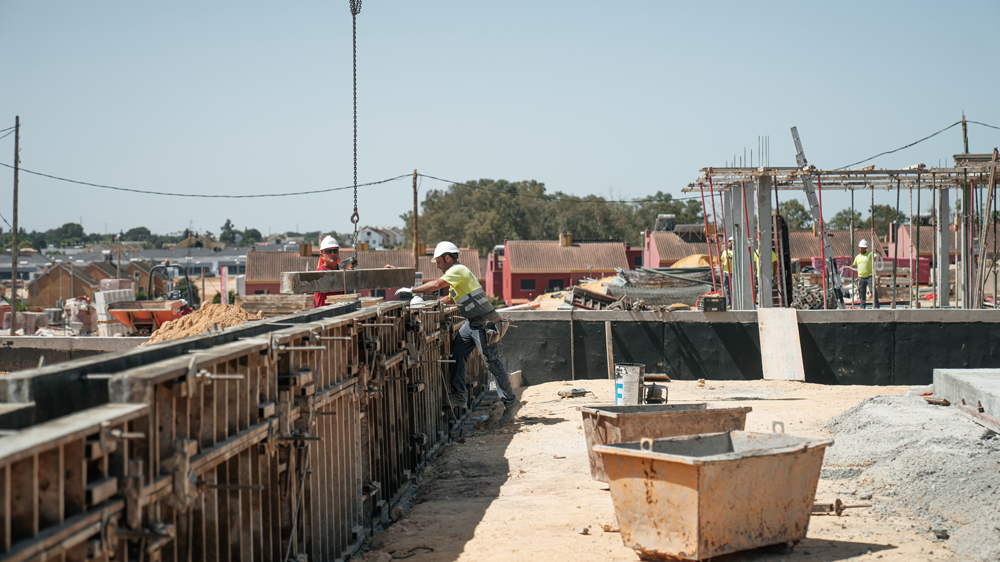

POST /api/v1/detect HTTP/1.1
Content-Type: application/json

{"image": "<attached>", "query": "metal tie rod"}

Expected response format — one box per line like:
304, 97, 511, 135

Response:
315, 336, 353, 341
277, 346, 326, 351
359, 323, 395, 327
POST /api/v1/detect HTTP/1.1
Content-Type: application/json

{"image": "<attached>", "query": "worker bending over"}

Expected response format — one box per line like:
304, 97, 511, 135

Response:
852, 239, 880, 309
402, 242, 522, 424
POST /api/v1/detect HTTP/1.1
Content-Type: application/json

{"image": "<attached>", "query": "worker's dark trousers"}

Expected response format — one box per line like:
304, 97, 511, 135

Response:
722, 272, 732, 305
858, 276, 879, 309
450, 318, 516, 404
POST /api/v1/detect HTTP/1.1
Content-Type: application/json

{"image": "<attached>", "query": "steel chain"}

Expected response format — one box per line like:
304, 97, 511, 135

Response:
349, 0, 362, 253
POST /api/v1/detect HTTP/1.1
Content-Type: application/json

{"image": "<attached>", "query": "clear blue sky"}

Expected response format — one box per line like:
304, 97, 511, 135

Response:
2, 1, 1000, 238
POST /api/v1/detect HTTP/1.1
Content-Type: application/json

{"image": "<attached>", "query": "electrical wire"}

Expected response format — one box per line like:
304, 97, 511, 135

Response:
0, 211, 11, 230
0, 130, 14, 142
417, 173, 702, 203
0, 126, 14, 134
836, 122, 962, 170
836, 119, 1000, 171
0, 162, 410, 198
969, 120, 1000, 131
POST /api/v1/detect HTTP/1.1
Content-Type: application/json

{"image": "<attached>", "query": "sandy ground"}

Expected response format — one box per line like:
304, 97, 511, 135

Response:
362, 380, 961, 562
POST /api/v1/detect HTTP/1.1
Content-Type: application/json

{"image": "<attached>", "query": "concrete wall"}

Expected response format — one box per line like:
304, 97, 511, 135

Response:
498, 309, 1000, 387
0, 336, 147, 373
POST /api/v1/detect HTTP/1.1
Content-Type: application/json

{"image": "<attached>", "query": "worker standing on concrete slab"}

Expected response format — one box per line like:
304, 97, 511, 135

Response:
720, 237, 734, 306
313, 236, 347, 308
402, 241, 522, 423
853, 239, 880, 310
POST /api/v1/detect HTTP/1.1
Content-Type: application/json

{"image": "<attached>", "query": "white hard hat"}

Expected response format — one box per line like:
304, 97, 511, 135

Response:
320, 236, 339, 250
433, 241, 460, 259
728, 237, 734, 242
858, 239, 869, 248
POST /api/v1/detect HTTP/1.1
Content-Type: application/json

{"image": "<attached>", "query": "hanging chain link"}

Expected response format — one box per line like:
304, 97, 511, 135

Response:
349, 0, 362, 258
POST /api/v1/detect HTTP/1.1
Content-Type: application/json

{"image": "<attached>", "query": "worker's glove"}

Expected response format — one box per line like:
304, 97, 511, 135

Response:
395, 287, 414, 301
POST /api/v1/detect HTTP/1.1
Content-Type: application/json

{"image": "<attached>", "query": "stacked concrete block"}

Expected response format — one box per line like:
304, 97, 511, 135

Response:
94, 289, 135, 337
3, 311, 49, 334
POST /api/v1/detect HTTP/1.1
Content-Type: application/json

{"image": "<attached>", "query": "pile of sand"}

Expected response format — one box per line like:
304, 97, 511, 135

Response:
141, 304, 263, 346
670, 253, 714, 268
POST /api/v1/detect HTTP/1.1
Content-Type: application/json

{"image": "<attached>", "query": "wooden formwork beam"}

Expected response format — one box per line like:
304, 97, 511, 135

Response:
0, 301, 486, 562
280, 268, 416, 295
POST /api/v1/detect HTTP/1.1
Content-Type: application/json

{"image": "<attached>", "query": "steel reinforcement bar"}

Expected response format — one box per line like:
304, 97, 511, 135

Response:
0, 300, 486, 561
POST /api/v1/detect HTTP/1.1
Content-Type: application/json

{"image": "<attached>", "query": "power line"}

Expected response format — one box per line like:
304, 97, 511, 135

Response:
0, 130, 14, 142
969, 120, 1000, 131
0, 210, 11, 230
0, 126, 14, 134
836, 122, 961, 170
835, 119, 1000, 171
417, 173, 702, 203
0, 163, 410, 198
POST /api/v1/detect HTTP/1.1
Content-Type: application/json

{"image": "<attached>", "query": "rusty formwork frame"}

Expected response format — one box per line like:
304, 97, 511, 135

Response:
0, 300, 486, 562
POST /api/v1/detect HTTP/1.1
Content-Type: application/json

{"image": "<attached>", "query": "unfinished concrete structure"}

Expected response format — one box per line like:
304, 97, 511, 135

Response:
687, 159, 1000, 310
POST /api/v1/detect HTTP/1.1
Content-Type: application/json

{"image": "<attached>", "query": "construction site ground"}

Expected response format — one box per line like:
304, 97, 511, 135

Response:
360, 379, 1000, 562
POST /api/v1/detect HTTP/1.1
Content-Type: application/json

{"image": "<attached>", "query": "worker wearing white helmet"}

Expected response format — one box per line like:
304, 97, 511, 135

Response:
852, 239, 880, 309
719, 237, 735, 306
312, 235, 351, 309
403, 241, 522, 423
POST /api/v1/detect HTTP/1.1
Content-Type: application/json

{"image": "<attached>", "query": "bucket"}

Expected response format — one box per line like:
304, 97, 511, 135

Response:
595, 430, 832, 560
614, 363, 644, 405
579, 404, 751, 482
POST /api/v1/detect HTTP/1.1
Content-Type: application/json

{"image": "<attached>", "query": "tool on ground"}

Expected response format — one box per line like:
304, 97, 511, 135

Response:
811, 498, 871, 516
557, 388, 590, 399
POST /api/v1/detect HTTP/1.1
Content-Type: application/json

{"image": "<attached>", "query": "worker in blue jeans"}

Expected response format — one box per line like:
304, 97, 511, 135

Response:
397, 241, 522, 424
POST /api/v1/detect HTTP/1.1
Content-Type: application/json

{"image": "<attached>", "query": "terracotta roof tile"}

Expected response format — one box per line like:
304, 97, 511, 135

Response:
506, 241, 628, 273
650, 232, 713, 262
786, 229, 884, 261
246, 252, 318, 283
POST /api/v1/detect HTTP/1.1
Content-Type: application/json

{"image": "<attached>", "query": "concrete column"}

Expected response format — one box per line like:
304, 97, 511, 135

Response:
756, 175, 773, 308
731, 182, 755, 309
938, 188, 950, 307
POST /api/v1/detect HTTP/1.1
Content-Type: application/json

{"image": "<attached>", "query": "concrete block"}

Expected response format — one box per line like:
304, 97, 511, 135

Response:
933, 369, 1000, 418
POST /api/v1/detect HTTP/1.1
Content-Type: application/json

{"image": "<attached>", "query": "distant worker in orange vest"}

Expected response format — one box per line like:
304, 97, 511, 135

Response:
312, 236, 353, 308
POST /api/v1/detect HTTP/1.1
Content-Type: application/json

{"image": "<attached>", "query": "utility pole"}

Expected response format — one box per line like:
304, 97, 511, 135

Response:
412, 169, 419, 269
10, 117, 19, 336
961, 112, 970, 308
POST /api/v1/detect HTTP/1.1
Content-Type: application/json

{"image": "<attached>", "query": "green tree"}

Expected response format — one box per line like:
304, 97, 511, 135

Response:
779, 199, 813, 230
868, 204, 907, 239
124, 227, 151, 241
173, 278, 200, 305
220, 219, 236, 244
404, 179, 701, 253
243, 228, 262, 245
828, 209, 863, 230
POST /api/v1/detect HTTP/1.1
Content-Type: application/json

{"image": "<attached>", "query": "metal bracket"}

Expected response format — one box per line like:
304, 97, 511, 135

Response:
99, 422, 146, 453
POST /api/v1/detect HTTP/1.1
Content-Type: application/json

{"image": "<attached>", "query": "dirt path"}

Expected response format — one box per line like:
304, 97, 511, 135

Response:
362, 380, 957, 562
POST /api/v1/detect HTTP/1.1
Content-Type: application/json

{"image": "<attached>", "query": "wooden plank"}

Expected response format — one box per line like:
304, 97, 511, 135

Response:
10, 456, 37, 541
757, 308, 805, 381
280, 268, 416, 294
37, 448, 62, 528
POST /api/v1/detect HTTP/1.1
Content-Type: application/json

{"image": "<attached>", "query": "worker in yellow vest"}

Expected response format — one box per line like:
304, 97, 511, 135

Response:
719, 237, 734, 305
852, 239, 880, 309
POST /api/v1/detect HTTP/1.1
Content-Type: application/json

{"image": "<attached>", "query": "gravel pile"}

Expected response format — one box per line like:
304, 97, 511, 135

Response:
822, 395, 1000, 562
